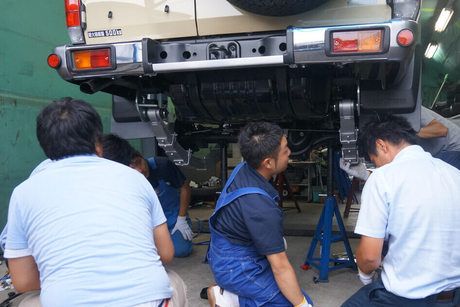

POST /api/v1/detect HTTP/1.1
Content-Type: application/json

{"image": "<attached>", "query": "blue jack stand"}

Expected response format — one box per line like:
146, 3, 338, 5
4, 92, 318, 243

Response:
302, 145, 357, 283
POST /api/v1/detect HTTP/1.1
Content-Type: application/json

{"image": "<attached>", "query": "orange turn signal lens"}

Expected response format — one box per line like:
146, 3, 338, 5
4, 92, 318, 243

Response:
72, 49, 112, 70
47, 54, 61, 69
332, 29, 383, 54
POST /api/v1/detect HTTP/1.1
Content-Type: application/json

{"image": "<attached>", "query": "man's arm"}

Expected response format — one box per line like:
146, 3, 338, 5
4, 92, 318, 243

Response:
178, 181, 191, 217
8, 256, 40, 293
267, 251, 305, 306
417, 119, 448, 138
153, 223, 174, 264
355, 235, 384, 274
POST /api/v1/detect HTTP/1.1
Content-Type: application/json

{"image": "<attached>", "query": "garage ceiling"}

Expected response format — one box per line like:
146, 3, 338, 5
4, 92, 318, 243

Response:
421, 0, 459, 105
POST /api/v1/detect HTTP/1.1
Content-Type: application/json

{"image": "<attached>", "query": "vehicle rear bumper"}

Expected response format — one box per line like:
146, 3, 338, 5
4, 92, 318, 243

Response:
53, 19, 418, 81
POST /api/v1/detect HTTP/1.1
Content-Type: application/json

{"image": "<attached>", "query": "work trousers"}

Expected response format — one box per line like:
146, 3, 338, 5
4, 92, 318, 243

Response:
10, 270, 188, 307
171, 220, 193, 258
342, 277, 460, 307
435, 150, 460, 171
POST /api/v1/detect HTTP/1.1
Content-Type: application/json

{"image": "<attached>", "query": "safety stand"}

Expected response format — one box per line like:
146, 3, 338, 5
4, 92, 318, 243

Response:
301, 144, 356, 282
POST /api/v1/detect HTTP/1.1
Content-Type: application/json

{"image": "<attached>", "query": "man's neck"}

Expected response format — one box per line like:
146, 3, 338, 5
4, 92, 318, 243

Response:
256, 167, 275, 181
391, 141, 411, 157
384, 141, 411, 165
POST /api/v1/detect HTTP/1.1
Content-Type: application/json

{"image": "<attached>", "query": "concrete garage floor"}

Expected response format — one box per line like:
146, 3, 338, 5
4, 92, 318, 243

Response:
0, 200, 363, 306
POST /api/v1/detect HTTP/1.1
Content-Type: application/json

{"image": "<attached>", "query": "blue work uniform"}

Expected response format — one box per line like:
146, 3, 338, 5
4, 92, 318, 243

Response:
208, 162, 313, 306
147, 157, 192, 257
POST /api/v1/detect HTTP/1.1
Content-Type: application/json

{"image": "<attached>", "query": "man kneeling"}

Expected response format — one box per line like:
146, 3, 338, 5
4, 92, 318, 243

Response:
207, 122, 313, 307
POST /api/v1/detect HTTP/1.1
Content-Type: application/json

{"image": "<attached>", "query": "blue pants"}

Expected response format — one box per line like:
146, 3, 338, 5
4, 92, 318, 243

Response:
239, 289, 312, 307
435, 150, 460, 170
171, 231, 192, 257
342, 277, 460, 307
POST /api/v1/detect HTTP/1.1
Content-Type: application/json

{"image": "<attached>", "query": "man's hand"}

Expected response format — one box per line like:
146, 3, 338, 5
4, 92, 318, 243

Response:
358, 268, 375, 285
339, 158, 370, 181
294, 296, 313, 307
172, 216, 193, 241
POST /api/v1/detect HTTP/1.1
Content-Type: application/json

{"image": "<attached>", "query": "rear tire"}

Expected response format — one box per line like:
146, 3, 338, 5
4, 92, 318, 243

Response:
227, 0, 326, 16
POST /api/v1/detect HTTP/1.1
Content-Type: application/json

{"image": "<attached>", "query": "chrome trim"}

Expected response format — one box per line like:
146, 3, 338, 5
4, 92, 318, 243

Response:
115, 42, 143, 64
151, 55, 284, 73
293, 28, 326, 52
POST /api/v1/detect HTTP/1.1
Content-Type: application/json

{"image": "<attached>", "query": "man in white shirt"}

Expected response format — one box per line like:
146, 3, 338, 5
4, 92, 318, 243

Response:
5, 98, 187, 307
342, 116, 460, 306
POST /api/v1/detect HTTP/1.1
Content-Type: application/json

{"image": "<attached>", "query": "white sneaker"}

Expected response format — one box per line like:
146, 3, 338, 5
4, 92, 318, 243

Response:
207, 286, 239, 307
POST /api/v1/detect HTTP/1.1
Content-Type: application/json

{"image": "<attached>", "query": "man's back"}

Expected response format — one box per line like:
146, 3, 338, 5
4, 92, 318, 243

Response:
356, 145, 460, 298
6, 155, 171, 306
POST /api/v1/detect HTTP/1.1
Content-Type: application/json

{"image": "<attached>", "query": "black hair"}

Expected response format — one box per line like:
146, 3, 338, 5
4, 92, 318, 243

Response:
101, 134, 139, 166
360, 115, 417, 157
36, 97, 103, 160
238, 122, 284, 169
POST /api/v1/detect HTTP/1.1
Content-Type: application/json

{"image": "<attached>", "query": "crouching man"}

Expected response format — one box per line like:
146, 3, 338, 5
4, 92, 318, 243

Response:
342, 116, 460, 307
207, 122, 313, 307
5, 98, 187, 306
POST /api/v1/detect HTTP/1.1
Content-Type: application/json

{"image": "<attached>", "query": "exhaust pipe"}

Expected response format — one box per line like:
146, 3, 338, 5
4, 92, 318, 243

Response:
80, 79, 113, 94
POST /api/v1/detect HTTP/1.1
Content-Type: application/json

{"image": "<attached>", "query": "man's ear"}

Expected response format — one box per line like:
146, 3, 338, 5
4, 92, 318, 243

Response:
130, 156, 149, 177
95, 142, 103, 157
375, 139, 388, 153
129, 156, 142, 169
261, 157, 274, 170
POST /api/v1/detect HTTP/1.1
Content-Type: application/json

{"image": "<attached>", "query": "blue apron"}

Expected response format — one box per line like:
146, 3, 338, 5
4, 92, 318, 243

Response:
148, 158, 180, 231
208, 162, 312, 306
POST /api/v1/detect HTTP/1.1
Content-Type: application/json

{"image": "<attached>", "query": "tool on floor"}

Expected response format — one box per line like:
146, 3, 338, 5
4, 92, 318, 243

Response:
301, 143, 356, 282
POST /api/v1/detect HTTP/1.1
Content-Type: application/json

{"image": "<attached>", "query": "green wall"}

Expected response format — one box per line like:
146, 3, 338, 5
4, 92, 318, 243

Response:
0, 2, 112, 227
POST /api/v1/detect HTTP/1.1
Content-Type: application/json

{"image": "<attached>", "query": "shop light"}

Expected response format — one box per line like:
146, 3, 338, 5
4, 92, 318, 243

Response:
434, 7, 454, 32
424, 43, 438, 59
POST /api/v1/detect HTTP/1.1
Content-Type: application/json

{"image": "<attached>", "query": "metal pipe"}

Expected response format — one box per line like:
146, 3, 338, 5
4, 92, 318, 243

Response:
430, 73, 449, 109
80, 79, 113, 94
220, 142, 228, 185
327, 143, 334, 196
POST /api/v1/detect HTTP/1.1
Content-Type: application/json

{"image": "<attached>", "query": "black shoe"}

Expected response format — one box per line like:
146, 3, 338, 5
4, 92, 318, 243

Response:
200, 287, 208, 300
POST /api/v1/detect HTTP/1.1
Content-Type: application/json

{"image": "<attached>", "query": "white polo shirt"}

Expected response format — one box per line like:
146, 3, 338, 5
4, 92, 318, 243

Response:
5, 155, 172, 306
355, 145, 460, 298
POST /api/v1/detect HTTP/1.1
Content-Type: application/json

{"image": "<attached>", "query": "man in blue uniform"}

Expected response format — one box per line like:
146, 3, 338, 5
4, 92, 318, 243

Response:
102, 134, 193, 257
207, 122, 313, 307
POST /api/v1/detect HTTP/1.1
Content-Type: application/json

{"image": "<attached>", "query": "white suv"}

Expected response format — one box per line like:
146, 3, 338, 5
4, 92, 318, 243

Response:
49, 0, 422, 166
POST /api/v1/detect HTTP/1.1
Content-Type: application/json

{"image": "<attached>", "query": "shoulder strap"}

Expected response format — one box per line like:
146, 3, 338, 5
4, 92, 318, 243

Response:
222, 187, 275, 205
147, 157, 157, 170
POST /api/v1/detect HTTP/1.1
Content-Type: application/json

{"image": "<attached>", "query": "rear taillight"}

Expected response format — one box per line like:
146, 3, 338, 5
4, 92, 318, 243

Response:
65, 0, 81, 27
47, 54, 62, 69
332, 29, 383, 54
72, 48, 112, 70
65, 0, 85, 44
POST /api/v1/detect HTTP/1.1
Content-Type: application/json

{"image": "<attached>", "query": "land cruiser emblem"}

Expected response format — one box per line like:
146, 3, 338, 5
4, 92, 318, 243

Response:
88, 29, 122, 38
